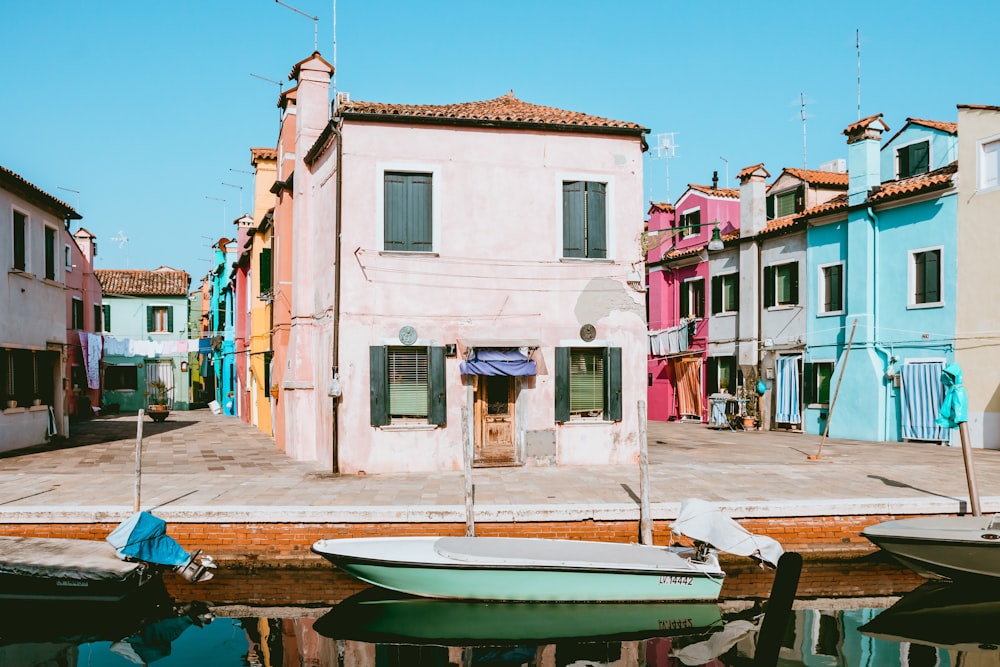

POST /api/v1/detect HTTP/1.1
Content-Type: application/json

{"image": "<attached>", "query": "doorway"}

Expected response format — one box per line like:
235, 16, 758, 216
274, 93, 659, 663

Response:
474, 375, 517, 466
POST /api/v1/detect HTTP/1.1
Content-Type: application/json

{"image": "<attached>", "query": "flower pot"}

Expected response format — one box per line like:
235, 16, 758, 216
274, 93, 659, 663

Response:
743, 416, 756, 430
147, 406, 170, 423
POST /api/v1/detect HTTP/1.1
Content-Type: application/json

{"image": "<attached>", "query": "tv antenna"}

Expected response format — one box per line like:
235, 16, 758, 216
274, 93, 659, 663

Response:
275, 0, 318, 52
110, 230, 130, 268
650, 132, 678, 202
856, 29, 862, 120
800, 93, 808, 170
56, 186, 81, 212
221, 182, 244, 214
205, 196, 227, 226
719, 157, 729, 186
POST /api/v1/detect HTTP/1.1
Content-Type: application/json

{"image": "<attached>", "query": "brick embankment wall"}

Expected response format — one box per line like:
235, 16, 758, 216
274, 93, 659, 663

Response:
0, 513, 912, 567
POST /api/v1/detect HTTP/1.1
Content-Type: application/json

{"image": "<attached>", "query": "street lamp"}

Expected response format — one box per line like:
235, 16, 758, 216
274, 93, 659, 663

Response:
642, 222, 725, 253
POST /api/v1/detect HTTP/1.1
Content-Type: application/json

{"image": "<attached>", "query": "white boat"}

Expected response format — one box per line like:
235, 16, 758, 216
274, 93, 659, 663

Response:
313, 499, 783, 602
861, 514, 1000, 582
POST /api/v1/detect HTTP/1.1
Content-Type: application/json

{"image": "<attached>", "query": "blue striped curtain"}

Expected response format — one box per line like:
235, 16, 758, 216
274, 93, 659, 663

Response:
901, 362, 949, 441
775, 356, 801, 424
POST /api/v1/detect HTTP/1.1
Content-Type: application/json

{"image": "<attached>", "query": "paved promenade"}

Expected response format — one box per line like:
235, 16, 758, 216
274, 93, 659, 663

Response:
0, 408, 996, 525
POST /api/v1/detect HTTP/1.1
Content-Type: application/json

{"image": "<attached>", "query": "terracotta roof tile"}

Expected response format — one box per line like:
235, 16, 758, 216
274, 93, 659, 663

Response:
801, 193, 848, 218
844, 113, 890, 137
648, 202, 674, 213
95, 269, 191, 296
339, 92, 647, 134
780, 168, 849, 188
905, 118, 957, 134
762, 215, 799, 233
958, 104, 1000, 112
869, 162, 957, 203
737, 163, 769, 181
0, 164, 80, 220
251, 147, 277, 164
686, 184, 739, 199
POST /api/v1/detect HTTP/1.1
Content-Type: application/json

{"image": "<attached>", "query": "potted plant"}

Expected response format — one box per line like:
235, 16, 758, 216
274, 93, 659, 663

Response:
146, 379, 172, 423
738, 371, 762, 430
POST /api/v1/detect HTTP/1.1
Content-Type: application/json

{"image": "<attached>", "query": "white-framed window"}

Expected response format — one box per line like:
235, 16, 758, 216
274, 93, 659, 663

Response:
805, 361, 835, 406
978, 135, 1000, 192
679, 277, 705, 319
377, 162, 441, 254
369, 345, 446, 426
64, 244, 73, 271
710, 272, 738, 315
818, 262, 844, 315
910, 246, 943, 308
147, 305, 173, 333
896, 139, 930, 179
562, 180, 608, 258
554, 346, 622, 422
678, 207, 700, 239
763, 261, 799, 308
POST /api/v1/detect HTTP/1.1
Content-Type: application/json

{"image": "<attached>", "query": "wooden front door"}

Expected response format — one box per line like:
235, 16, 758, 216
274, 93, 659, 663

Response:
475, 375, 516, 466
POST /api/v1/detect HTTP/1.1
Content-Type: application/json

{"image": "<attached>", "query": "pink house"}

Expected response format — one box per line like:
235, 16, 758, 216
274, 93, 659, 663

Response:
646, 178, 740, 422
64, 227, 103, 419
231, 215, 253, 422
269, 52, 650, 473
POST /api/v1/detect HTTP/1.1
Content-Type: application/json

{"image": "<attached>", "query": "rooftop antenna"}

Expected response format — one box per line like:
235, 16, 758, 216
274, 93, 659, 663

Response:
205, 196, 227, 227
221, 182, 244, 214
650, 132, 678, 202
332, 0, 337, 95
276, 0, 318, 52
800, 93, 808, 171
719, 157, 729, 186
56, 186, 81, 211
110, 230, 130, 268
856, 29, 862, 120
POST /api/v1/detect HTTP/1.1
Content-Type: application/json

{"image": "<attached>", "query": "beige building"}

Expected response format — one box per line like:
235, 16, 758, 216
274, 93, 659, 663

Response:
248, 147, 277, 435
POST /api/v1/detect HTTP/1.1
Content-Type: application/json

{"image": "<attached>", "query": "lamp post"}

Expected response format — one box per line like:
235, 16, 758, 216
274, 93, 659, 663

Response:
643, 222, 725, 254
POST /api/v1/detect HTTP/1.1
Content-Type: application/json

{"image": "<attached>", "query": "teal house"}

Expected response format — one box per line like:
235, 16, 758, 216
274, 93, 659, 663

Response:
96, 268, 193, 412
804, 115, 958, 443
209, 238, 237, 416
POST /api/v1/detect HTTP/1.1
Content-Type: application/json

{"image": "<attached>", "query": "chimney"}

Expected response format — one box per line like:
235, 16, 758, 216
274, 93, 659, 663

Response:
712, 171, 719, 190
290, 52, 334, 152
843, 113, 890, 206
738, 163, 770, 238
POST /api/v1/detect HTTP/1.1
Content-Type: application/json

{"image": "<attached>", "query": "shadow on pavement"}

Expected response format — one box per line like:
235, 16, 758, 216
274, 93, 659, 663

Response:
0, 417, 197, 460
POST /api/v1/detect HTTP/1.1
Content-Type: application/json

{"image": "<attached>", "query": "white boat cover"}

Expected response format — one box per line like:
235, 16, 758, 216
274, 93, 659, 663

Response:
0, 536, 141, 582
671, 499, 784, 568
671, 619, 757, 665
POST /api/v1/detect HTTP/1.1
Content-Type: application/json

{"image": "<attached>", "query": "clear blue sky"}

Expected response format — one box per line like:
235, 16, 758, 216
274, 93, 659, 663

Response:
3, 1, 995, 283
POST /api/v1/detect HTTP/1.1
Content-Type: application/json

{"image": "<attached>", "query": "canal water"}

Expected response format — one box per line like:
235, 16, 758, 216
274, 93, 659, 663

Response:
1, 557, 994, 667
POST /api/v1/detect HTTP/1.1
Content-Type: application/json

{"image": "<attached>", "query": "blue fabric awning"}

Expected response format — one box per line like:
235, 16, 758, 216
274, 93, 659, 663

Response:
460, 349, 537, 376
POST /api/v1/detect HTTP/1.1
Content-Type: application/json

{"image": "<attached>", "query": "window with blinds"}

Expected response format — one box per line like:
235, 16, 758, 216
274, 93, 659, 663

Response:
569, 349, 604, 417
387, 346, 429, 419
912, 248, 942, 306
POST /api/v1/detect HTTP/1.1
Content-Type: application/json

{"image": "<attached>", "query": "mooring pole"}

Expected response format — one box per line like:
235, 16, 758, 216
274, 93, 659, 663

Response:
959, 422, 982, 516
811, 319, 857, 460
134, 409, 145, 512
638, 400, 652, 545
461, 405, 475, 536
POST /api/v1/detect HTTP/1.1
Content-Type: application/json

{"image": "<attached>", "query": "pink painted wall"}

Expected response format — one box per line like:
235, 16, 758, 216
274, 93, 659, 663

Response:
64, 227, 102, 419
232, 219, 252, 423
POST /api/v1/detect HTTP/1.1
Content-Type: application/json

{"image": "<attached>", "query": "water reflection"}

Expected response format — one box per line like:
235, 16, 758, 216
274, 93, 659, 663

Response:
3, 558, 995, 666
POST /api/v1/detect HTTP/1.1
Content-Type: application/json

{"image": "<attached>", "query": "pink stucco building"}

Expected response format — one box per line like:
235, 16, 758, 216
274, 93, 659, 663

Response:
269, 52, 649, 473
64, 227, 103, 420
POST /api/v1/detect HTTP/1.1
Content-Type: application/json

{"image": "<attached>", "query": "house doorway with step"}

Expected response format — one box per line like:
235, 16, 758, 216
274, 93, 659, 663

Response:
474, 375, 517, 466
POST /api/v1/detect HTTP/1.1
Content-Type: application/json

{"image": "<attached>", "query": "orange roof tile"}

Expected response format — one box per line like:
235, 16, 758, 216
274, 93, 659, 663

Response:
686, 184, 739, 199
251, 147, 277, 164
737, 163, 769, 181
648, 202, 674, 213
780, 168, 849, 188
958, 104, 1000, 112
339, 92, 647, 134
95, 269, 191, 296
869, 162, 957, 203
801, 193, 848, 218
762, 215, 799, 234
0, 164, 80, 220
905, 118, 957, 134
844, 113, 890, 137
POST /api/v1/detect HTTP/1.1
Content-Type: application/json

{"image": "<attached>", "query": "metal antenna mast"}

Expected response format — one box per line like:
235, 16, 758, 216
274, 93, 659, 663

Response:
800, 93, 808, 170
205, 196, 227, 228
56, 186, 81, 211
650, 132, 678, 202
276, 0, 318, 52
856, 29, 862, 120
221, 183, 244, 214
720, 157, 729, 186
110, 230, 130, 268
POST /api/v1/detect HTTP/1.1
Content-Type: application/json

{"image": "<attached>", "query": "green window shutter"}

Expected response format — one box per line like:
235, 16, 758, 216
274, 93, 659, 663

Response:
693, 280, 705, 318
728, 274, 740, 312
166, 307, 174, 333
679, 284, 690, 319
604, 347, 622, 422
554, 347, 570, 422
925, 250, 940, 302
428, 346, 447, 426
794, 184, 806, 213
763, 265, 775, 307
385, 172, 432, 252
707, 358, 719, 394
103, 304, 111, 333
369, 346, 388, 426
12, 213, 26, 270
711, 276, 722, 315
586, 182, 607, 258
259, 248, 272, 292
692, 209, 701, 235
562, 181, 585, 258
803, 363, 815, 403
766, 195, 774, 221
790, 262, 799, 305
44, 227, 55, 280
146, 306, 154, 333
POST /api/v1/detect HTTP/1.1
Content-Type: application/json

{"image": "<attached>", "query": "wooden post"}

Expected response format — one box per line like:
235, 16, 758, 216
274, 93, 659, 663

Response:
959, 422, 982, 516
638, 400, 652, 545
811, 319, 857, 460
461, 405, 475, 536
134, 409, 145, 512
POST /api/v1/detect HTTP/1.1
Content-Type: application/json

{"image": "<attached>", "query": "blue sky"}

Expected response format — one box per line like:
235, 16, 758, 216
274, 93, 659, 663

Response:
3, 1, 995, 282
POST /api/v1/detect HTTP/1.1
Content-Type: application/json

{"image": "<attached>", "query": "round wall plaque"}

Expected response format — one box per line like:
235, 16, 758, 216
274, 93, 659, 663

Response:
399, 325, 417, 345
580, 324, 596, 342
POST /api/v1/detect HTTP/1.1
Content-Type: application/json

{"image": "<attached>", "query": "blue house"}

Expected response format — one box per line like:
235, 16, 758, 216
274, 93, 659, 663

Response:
209, 238, 237, 416
804, 114, 958, 443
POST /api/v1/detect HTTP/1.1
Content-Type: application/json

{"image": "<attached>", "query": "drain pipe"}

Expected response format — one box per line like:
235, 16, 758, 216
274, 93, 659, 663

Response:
867, 205, 891, 441
328, 119, 344, 474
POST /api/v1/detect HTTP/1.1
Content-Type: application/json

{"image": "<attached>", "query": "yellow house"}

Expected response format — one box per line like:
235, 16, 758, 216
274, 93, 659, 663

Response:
248, 147, 277, 435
